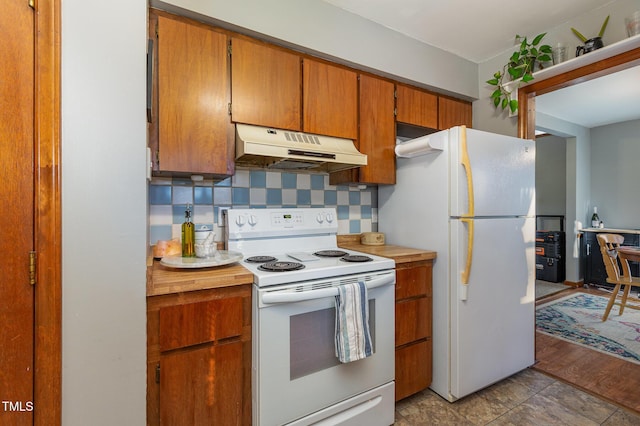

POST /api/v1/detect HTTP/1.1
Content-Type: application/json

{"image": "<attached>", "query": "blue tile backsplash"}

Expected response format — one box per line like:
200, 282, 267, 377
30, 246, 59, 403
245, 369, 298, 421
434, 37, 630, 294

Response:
148, 170, 378, 245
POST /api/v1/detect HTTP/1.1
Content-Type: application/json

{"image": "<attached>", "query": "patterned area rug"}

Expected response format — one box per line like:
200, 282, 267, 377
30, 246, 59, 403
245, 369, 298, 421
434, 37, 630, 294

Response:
536, 293, 640, 364
535, 280, 570, 300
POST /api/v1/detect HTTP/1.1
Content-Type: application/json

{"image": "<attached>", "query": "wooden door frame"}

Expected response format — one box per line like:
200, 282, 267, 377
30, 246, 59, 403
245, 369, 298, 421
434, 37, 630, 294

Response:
517, 46, 640, 139
34, 0, 62, 424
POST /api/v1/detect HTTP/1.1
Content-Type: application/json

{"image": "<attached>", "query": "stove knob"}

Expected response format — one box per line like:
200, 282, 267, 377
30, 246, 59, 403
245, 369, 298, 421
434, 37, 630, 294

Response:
235, 215, 246, 226
316, 212, 325, 223
248, 215, 258, 226
325, 212, 334, 223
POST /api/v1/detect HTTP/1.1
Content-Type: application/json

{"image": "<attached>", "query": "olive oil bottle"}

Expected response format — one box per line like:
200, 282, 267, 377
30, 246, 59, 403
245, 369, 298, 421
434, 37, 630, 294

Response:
181, 203, 195, 257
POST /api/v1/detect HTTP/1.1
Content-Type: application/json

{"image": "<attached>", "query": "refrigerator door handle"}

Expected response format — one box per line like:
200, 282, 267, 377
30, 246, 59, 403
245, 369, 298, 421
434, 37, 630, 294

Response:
460, 126, 475, 217
460, 217, 474, 300
460, 126, 474, 301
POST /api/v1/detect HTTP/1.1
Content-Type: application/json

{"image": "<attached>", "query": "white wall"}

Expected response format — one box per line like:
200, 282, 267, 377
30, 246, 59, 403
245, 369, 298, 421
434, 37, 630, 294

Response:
591, 119, 640, 229
153, 0, 478, 100
536, 135, 567, 220
536, 113, 592, 283
61, 0, 147, 424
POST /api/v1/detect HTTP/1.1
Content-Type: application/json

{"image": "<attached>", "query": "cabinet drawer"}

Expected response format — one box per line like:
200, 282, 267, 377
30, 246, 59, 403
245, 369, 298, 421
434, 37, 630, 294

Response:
396, 264, 432, 300
159, 297, 243, 351
395, 340, 432, 401
395, 297, 431, 346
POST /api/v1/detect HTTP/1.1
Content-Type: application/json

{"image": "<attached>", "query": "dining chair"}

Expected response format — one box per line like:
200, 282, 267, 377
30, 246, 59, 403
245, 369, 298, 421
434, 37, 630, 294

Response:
597, 233, 640, 321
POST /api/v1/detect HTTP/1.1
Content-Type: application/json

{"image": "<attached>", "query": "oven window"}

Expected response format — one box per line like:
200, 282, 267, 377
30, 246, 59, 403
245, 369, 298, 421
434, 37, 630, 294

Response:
290, 300, 376, 380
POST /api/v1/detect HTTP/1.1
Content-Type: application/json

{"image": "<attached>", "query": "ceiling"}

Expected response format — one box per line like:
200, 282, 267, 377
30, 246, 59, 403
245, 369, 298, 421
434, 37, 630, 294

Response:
536, 65, 640, 128
322, 0, 640, 128
322, 0, 614, 63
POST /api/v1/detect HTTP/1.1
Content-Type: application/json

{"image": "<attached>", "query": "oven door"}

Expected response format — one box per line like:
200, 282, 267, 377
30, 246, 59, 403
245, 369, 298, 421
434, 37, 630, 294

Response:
253, 270, 395, 426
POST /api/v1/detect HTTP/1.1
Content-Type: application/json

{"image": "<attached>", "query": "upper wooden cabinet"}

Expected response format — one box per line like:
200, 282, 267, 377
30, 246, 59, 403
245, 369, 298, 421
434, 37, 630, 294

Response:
303, 59, 358, 139
150, 12, 234, 177
230, 37, 301, 131
396, 84, 438, 129
358, 74, 396, 184
149, 9, 473, 180
231, 46, 359, 139
438, 96, 472, 129
332, 73, 395, 186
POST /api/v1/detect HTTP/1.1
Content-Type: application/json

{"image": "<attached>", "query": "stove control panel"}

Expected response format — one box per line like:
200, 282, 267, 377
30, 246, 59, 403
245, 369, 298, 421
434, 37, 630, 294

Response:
270, 211, 303, 227
226, 208, 339, 239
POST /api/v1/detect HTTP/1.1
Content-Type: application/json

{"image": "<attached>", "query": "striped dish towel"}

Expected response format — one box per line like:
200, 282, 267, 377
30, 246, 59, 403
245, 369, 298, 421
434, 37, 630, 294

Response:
334, 281, 373, 363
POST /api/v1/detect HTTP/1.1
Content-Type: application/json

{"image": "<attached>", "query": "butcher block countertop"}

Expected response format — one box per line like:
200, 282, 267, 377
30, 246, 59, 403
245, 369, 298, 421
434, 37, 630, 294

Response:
147, 237, 436, 296
147, 260, 253, 297
337, 235, 437, 264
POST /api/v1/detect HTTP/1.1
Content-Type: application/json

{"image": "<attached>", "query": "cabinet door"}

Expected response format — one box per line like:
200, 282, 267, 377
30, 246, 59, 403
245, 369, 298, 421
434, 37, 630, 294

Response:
358, 74, 396, 184
156, 15, 233, 175
231, 37, 301, 131
303, 58, 358, 139
395, 340, 432, 401
160, 342, 243, 425
584, 232, 607, 285
438, 96, 472, 129
396, 84, 438, 129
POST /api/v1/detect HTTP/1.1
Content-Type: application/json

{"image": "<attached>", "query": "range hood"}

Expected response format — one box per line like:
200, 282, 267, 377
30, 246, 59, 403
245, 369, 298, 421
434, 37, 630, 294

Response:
235, 123, 367, 172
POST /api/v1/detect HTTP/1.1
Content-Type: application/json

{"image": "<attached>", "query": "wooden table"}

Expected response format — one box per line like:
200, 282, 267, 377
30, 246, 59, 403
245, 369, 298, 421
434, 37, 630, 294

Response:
618, 246, 640, 263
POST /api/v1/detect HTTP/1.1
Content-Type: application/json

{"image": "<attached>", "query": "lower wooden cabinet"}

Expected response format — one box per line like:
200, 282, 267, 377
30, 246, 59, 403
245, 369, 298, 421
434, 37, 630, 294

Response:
336, 240, 436, 402
395, 340, 432, 400
147, 284, 251, 425
394, 260, 433, 401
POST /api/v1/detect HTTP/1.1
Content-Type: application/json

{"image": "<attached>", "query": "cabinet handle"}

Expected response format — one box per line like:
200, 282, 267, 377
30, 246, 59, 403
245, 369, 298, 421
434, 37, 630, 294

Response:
586, 243, 590, 256
261, 272, 394, 305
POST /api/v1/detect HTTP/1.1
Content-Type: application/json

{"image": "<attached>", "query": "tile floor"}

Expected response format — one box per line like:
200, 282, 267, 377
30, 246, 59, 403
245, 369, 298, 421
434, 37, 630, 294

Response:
394, 368, 640, 425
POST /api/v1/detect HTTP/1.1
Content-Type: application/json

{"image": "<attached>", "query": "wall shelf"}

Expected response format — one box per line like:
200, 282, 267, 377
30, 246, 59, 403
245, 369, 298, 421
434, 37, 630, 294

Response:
503, 34, 640, 116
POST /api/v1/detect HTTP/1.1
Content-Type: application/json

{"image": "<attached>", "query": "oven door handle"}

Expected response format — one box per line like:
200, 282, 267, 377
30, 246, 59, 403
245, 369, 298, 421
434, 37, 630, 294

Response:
261, 273, 395, 305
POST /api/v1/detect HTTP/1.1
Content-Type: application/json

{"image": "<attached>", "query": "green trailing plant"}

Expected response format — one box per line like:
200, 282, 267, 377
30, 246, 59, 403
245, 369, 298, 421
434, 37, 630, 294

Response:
487, 33, 552, 113
571, 15, 609, 42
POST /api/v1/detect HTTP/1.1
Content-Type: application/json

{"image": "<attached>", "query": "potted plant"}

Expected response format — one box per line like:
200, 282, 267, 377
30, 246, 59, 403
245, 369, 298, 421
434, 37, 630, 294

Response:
487, 33, 552, 113
572, 15, 609, 56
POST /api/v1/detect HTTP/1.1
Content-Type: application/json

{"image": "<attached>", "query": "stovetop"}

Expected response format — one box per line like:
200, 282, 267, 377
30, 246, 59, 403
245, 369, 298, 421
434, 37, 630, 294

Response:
239, 247, 393, 286
225, 208, 394, 287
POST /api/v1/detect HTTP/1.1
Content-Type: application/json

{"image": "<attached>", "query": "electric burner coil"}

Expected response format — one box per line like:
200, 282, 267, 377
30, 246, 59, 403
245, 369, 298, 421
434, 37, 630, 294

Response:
314, 250, 348, 258
340, 255, 373, 263
245, 256, 277, 263
258, 261, 306, 272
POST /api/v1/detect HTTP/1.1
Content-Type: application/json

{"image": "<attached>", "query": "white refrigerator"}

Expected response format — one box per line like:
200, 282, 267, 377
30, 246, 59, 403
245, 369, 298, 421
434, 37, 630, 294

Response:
378, 126, 535, 402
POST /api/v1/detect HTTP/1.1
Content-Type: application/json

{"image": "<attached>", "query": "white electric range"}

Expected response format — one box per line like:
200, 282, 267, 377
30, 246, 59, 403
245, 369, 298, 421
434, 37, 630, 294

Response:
225, 207, 396, 426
